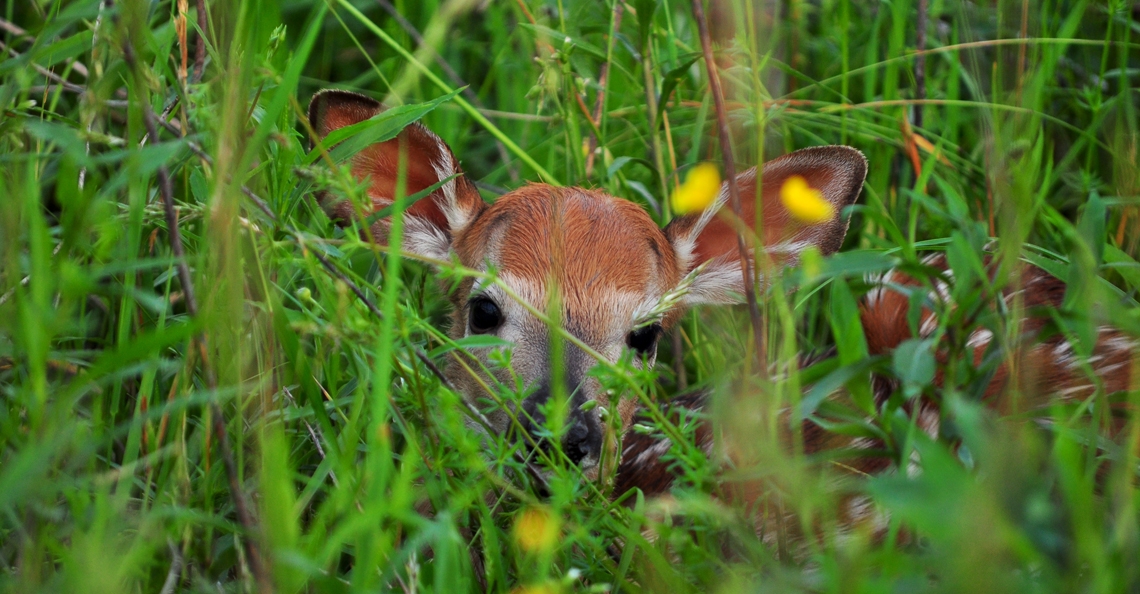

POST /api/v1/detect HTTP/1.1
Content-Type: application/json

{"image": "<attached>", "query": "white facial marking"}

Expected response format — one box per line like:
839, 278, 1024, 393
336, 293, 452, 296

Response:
684, 256, 754, 306
766, 239, 814, 256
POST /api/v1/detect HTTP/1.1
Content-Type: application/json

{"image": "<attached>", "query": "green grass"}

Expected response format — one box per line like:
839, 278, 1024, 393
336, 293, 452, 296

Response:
2, 0, 1139, 592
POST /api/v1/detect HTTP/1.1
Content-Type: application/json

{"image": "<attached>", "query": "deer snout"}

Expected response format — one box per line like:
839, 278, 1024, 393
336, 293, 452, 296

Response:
518, 381, 604, 467
562, 407, 603, 466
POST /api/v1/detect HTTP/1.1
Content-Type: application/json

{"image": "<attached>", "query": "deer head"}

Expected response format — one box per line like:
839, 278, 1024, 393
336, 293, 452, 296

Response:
308, 90, 867, 479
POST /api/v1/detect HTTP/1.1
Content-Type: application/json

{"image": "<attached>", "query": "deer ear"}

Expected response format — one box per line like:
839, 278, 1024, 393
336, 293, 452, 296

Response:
308, 89, 485, 261
665, 146, 867, 305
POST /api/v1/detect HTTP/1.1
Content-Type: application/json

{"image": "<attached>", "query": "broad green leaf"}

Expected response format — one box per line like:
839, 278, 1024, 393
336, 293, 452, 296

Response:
657, 54, 702, 107
892, 337, 935, 394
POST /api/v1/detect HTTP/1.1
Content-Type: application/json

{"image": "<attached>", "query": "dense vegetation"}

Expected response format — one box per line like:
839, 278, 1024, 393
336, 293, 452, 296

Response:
1, 0, 1138, 591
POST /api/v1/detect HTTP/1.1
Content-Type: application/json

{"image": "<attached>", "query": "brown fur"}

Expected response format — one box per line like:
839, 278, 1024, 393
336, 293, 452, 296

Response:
308, 90, 483, 244
614, 250, 1136, 545
861, 253, 1135, 406
454, 185, 680, 318
308, 89, 1137, 547
614, 252, 1136, 521
307, 90, 879, 494
666, 146, 867, 267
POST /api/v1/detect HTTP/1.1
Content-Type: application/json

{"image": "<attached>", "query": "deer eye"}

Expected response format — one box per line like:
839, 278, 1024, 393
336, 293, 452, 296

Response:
627, 323, 662, 356
468, 297, 503, 334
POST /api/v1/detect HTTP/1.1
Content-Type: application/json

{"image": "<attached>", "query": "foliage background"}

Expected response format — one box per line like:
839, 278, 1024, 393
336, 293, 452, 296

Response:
1, 0, 1138, 591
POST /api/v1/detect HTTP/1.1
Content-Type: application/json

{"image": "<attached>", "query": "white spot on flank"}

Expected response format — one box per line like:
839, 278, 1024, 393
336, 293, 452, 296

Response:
907, 449, 923, 478
1003, 287, 1027, 305
916, 253, 951, 308
627, 438, 673, 467
863, 268, 896, 307
1094, 362, 1127, 376
1059, 384, 1095, 398
967, 329, 993, 350
919, 313, 938, 337
919, 253, 945, 267
845, 495, 874, 523
1102, 333, 1139, 354
931, 272, 953, 304
1052, 341, 1076, 369
916, 406, 940, 438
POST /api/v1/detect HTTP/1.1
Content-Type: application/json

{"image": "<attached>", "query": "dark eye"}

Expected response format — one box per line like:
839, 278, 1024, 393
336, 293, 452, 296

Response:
627, 323, 661, 356
468, 298, 503, 334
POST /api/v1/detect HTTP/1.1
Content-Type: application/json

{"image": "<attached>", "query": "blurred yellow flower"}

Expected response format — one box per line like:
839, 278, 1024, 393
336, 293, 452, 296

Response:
779, 175, 835, 224
670, 163, 722, 214
513, 506, 560, 553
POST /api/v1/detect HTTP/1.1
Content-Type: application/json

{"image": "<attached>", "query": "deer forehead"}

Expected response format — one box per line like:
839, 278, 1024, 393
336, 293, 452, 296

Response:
454, 185, 681, 339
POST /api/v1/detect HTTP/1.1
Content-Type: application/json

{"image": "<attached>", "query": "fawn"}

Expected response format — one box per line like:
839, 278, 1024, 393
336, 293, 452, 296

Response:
308, 90, 1136, 504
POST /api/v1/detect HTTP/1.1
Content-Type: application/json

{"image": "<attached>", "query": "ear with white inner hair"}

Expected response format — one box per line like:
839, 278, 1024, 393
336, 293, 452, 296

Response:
664, 146, 868, 305
307, 89, 486, 261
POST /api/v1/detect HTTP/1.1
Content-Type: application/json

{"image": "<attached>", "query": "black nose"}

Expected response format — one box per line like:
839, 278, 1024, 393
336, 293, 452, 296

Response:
562, 414, 602, 465
517, 382, 603, 467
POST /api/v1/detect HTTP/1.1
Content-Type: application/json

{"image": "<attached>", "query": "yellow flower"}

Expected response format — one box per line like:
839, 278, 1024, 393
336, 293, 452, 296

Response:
513, 506, 560, 553
779, 175, 835, 224
670, 163, 722, 214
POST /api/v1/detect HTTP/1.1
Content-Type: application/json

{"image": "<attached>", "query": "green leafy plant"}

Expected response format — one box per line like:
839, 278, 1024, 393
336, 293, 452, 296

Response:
1, 0, 1137, 592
